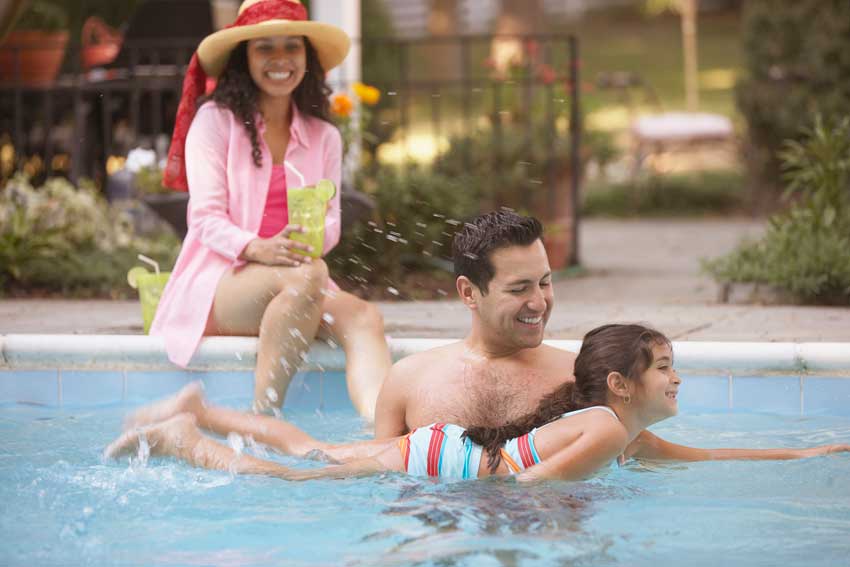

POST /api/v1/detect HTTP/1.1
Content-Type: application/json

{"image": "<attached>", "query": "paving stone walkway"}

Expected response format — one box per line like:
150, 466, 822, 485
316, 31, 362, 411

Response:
2, 219, 848, 342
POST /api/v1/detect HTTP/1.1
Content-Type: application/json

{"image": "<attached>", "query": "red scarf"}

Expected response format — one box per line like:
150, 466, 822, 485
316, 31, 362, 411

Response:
163, 0, 308, 190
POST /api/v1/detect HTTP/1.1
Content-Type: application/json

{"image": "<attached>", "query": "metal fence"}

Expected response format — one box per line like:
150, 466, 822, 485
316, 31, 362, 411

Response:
1, 32, 581, 263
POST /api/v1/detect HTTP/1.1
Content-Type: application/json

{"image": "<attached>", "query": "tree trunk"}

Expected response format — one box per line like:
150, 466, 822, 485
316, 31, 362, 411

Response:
427, 0, 461, 81
681, 0, 699, 111
490, 0, 544, 75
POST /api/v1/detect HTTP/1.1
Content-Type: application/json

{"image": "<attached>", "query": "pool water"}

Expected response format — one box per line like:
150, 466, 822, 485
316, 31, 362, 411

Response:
1, 386, 849, 566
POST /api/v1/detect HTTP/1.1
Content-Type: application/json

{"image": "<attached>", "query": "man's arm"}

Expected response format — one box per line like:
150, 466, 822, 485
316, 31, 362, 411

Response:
373, 360, 412, 439
624, 430, 850, 462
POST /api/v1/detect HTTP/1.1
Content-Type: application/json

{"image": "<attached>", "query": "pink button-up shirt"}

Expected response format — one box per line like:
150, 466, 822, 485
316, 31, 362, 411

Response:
151, 101, 342, 367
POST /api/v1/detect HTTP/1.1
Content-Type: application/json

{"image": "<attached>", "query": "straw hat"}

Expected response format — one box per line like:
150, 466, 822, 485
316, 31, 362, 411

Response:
197, 0, 350, 77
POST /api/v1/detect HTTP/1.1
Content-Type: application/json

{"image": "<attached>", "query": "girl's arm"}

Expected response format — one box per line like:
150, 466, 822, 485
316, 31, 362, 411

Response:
517, 417, 628, 482
624, 430, 850, 462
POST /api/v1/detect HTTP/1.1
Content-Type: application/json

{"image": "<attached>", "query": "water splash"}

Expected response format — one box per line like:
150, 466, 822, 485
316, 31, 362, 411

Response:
265, 387, 279, 404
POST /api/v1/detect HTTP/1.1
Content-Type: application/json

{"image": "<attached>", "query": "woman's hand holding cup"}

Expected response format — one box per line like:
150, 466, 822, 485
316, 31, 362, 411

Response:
243, 225, 315, 267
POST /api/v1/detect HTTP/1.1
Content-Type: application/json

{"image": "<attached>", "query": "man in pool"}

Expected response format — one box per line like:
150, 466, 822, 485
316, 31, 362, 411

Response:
373, 209, 711, 462
374, 210, 571, 437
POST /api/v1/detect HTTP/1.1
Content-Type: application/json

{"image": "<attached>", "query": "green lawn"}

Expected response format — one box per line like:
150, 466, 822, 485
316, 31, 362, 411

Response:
568, 11, 743, 124
366, 10, 744, 164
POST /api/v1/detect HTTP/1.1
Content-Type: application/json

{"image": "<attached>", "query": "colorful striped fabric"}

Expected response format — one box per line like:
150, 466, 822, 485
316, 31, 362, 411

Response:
426, 423, 447, 477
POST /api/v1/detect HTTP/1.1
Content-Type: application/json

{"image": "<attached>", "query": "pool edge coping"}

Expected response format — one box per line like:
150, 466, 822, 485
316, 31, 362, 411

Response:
1, 334, 849, 374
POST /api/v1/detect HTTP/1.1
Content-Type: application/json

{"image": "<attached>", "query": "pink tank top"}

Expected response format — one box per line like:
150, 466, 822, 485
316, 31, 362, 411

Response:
258, 164, 289, 238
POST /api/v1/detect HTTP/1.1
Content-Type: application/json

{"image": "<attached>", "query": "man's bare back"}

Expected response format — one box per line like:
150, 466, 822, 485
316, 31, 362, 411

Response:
374, 341, 576, 438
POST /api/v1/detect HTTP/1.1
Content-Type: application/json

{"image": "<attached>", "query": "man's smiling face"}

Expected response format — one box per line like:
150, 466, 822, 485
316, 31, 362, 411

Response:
474, 239, 553, 350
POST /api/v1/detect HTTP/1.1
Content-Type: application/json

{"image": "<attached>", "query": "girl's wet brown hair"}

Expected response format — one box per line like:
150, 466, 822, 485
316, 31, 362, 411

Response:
464, 323, 671, 473
199, 37, 333, 167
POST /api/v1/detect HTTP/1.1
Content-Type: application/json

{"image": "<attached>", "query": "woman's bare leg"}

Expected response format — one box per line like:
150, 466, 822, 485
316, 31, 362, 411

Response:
106, 413, 405, 481
207, 261, 328, 412
122, 382, 399, 462
318, 290, 392, 420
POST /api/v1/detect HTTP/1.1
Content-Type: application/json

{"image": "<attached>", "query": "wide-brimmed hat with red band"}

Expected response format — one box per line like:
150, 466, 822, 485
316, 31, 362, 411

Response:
163, 0, 350, 191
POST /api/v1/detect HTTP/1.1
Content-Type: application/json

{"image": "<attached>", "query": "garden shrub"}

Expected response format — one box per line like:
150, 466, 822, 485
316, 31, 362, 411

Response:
582, 170, 747, 217
704, 117, 850, 304
434, 124, 617, 213
736, 0, 850, 203
327, 167, 480, 298
0, 175, 179, 296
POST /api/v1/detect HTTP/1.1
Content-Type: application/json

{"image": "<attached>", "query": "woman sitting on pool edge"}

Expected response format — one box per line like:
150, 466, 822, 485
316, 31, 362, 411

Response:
106, 324, 850, 481
151, 0, 390, 418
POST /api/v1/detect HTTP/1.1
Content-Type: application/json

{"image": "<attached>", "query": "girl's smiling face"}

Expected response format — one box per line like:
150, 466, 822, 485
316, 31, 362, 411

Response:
247, 35, 307, 99
635, 342, 681, 423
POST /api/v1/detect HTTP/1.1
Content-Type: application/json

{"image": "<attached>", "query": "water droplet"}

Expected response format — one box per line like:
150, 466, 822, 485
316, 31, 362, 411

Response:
322, 313, 335, 325
387, 287, 399, 296
265, 387, 279, 403
227, 432, 245, 455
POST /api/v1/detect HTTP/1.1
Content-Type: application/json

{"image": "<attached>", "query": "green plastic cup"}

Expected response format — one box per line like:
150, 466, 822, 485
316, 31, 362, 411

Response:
128, 267, 170, 334
287, 179, 336, 259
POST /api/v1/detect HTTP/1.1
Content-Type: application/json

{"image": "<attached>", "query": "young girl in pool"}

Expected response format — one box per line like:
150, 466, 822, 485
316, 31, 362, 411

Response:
151, 0, 391, 417
106, 324, 850, 481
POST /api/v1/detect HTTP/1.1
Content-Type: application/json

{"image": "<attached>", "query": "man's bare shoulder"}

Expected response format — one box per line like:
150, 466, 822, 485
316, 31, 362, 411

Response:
384, 342, 465, 387
538, 342, 578, 363
390, 341, 465, 374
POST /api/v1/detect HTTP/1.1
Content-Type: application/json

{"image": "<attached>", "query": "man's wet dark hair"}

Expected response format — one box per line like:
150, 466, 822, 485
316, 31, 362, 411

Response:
452, 210, 544, 294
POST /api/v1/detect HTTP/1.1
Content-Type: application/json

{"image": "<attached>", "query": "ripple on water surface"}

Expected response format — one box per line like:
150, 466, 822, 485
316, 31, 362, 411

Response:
0, 404, 849, 566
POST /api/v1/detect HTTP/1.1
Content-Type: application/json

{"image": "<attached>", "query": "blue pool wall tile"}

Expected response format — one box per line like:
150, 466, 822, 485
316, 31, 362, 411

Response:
61, 370, 124, 406
125, 370, 195, 402
0, 370, 59, 406
677, 375, 729, 412
732, 375, 801, 414
284, 371, 351, 412
803, 378, 850, 416
200, 371, 253, 401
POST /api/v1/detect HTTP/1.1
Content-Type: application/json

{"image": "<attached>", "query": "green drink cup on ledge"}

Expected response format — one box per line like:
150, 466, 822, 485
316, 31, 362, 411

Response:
287, 178, 336, 259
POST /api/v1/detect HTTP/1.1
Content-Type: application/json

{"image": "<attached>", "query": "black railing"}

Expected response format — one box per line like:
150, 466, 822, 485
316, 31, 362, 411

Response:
1, 32, 581, 264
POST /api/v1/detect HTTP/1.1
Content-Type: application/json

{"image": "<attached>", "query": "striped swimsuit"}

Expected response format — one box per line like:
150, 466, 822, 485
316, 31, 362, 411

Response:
397, 406, 619, 479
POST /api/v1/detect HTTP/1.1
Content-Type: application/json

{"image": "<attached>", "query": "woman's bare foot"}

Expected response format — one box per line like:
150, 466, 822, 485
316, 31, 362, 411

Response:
105, 413, 202, 461
123, 381, 205, 431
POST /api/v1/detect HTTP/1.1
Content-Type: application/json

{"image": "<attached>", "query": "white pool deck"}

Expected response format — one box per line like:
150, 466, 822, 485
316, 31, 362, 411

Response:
1, 334, 849, 375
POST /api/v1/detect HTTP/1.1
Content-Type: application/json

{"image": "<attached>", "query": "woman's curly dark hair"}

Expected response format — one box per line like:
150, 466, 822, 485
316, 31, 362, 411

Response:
465, 324, 671, 473
198, 37, 333, 167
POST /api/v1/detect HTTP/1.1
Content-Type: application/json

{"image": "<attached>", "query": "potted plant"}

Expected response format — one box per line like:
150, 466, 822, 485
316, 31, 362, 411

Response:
0, 0, 69, 86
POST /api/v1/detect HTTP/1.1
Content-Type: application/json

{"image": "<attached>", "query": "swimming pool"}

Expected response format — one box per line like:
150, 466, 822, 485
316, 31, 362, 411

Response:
2, 336, 850, 566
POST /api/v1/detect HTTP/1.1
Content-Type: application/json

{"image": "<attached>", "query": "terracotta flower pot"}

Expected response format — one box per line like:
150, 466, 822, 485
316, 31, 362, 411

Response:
0, 30, 68, 86
81, 16, 122, 69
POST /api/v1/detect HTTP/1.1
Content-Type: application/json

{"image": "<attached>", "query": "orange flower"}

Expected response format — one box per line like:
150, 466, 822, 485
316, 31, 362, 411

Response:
330, 92, 354, 117
352, 82, 381, 106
